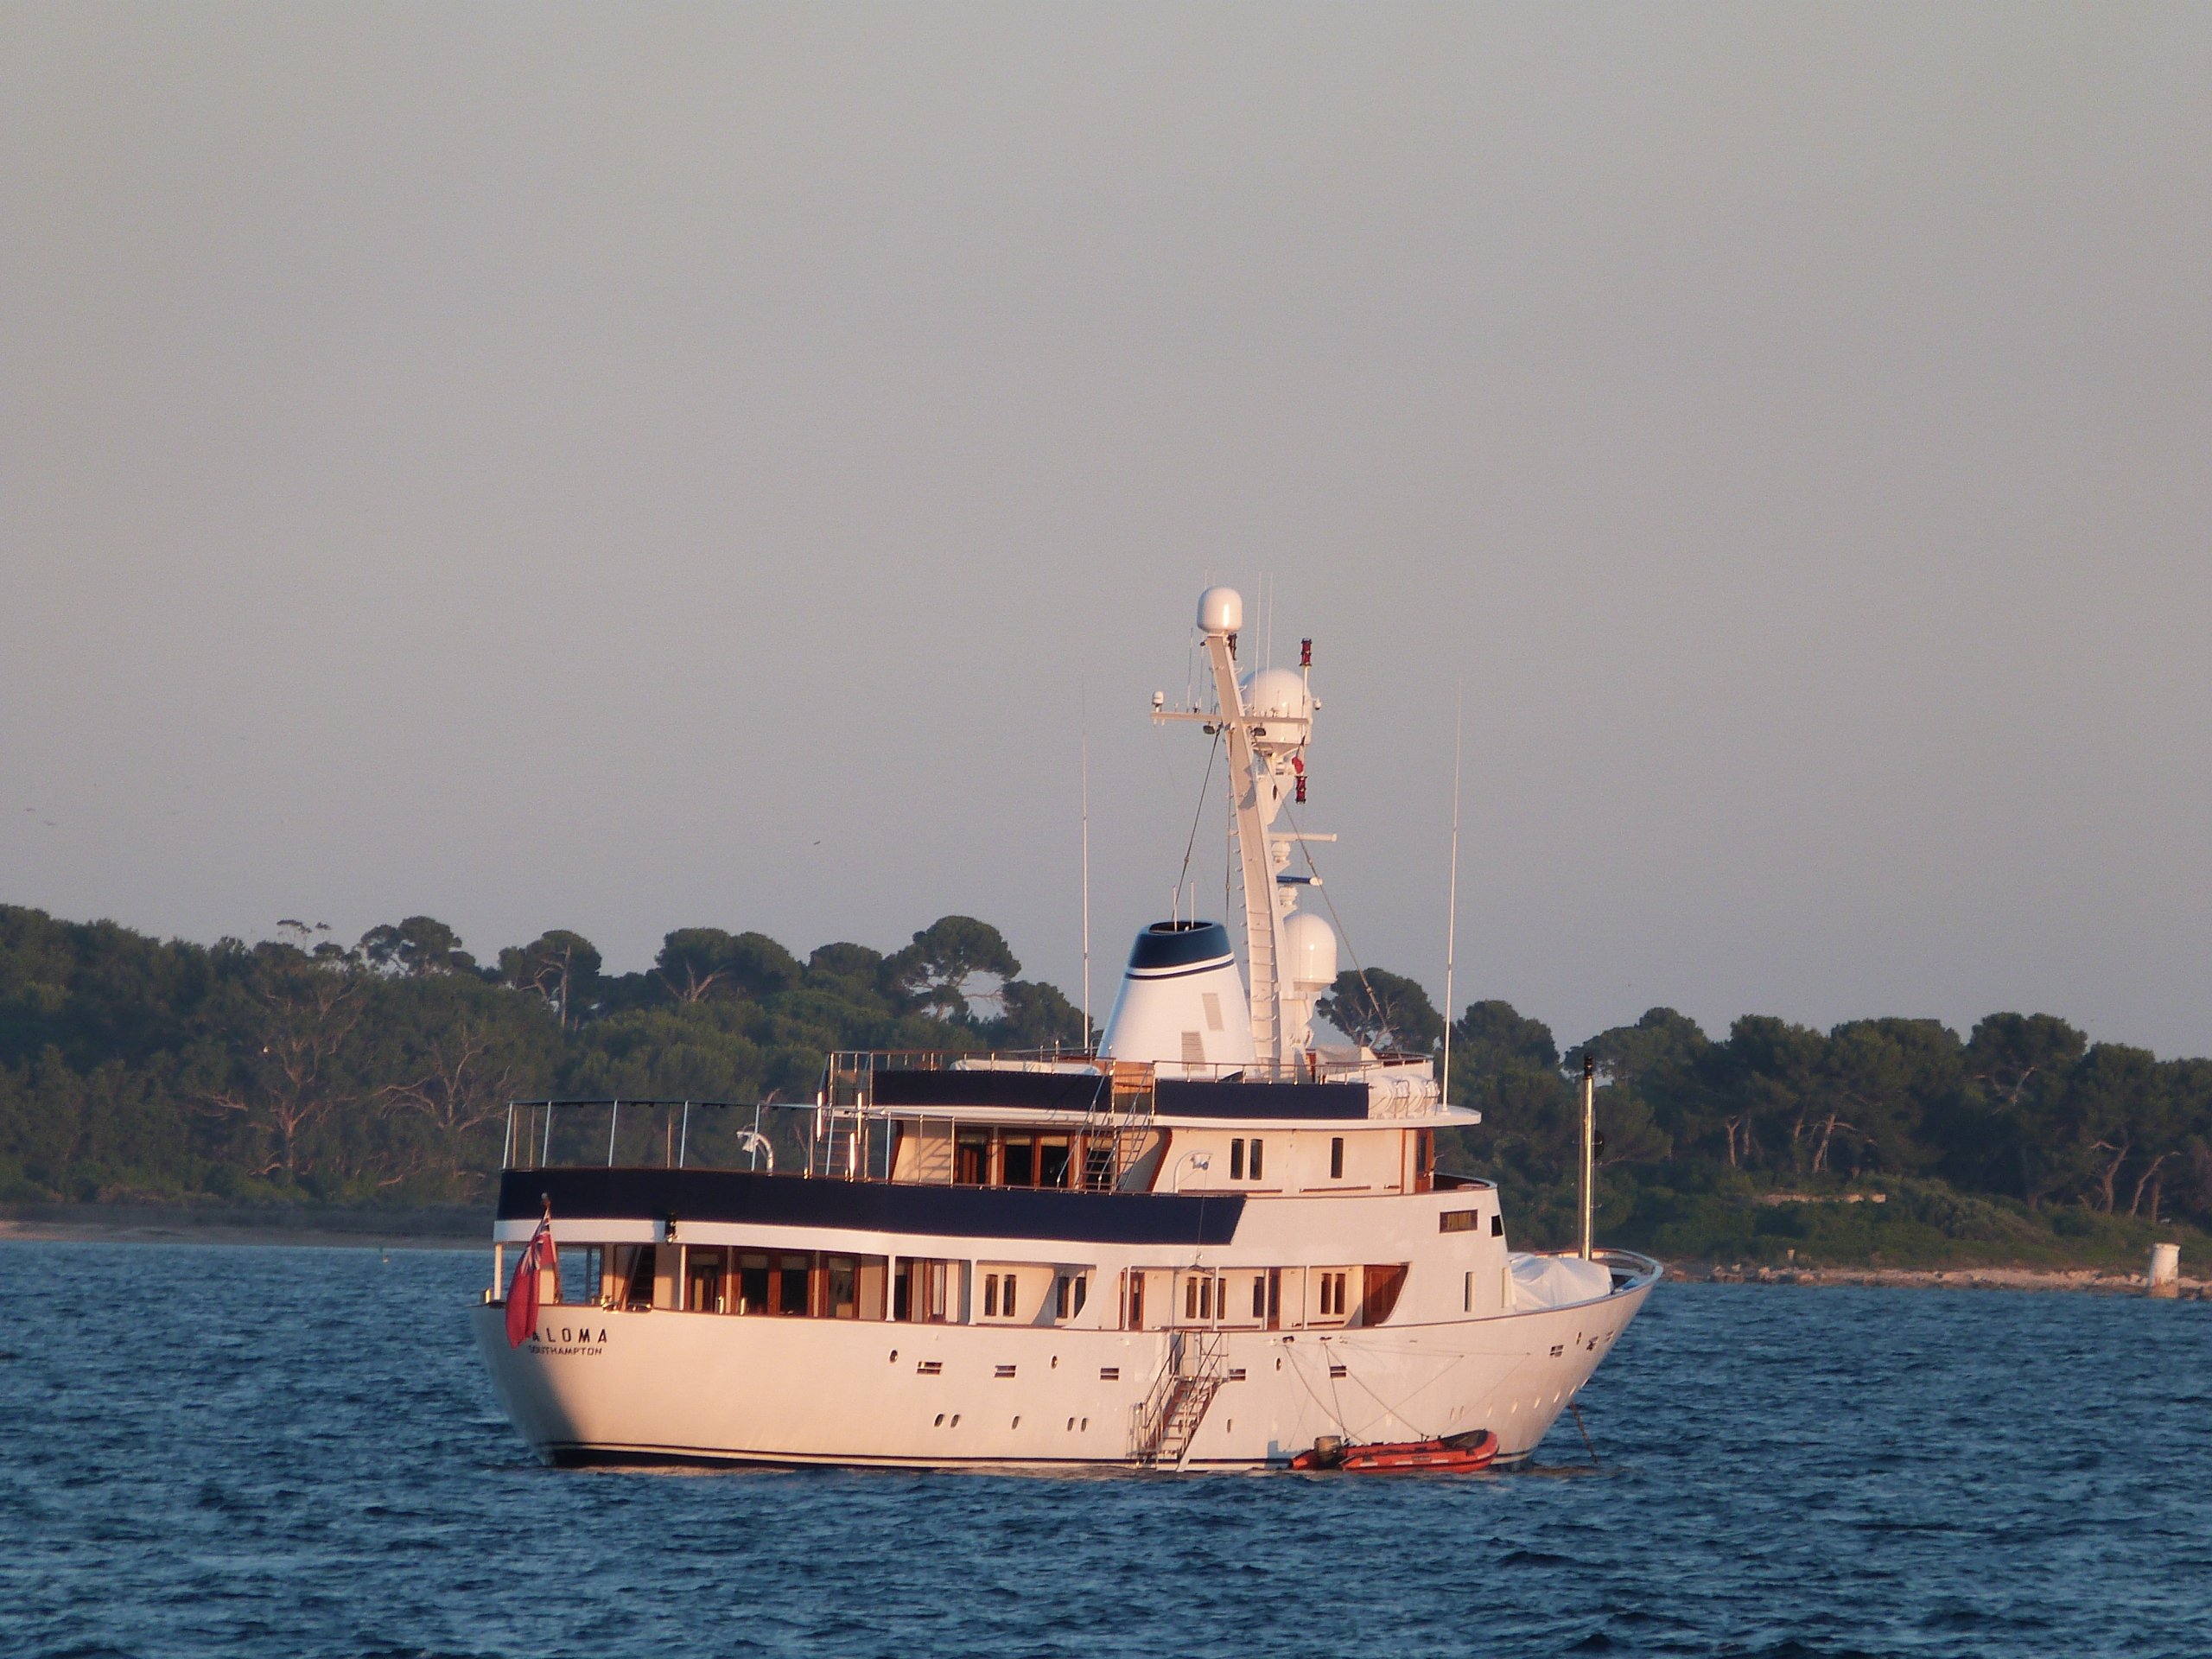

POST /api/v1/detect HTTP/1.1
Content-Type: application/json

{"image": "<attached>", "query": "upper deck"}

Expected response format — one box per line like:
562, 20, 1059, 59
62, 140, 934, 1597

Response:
502, 1048, 1478, 1200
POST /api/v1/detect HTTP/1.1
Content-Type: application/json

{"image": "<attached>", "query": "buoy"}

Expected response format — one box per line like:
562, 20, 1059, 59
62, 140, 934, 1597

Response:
2148, 1242, 2181, 1298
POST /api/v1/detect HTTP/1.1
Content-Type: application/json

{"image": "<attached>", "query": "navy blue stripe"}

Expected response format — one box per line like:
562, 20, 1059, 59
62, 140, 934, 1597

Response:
1125, 921, 1233, 971
502, 1166, 1243, 1245
871, 1070, 1108, 1112
1154, 1079, 1370, 1119
1122, 957, 1234, 982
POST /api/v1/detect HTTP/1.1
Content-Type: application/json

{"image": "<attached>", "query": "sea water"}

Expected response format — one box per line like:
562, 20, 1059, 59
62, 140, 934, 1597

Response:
1, 1242, 2206, 1658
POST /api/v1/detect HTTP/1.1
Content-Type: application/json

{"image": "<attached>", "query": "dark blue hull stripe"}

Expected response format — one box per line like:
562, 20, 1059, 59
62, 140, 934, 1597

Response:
500, 1166, 1243, 1245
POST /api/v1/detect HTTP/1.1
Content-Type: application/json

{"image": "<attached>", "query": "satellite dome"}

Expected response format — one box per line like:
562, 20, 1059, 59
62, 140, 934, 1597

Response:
1197, 586, 1243, 636
1283, 909, 1338, 992
1241, 667, 1312, 725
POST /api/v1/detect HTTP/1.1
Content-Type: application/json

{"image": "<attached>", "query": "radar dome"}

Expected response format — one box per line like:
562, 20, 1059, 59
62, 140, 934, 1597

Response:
1241, 667, 1312, 725
1283, 910, 1338, 992
1197, 586, 1243, 636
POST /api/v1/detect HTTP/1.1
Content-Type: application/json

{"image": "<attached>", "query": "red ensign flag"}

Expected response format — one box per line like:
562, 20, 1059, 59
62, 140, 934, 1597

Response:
504, 1216, 560, 1348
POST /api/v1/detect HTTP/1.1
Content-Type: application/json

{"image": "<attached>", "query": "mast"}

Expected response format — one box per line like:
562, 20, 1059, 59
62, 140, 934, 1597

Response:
1154, 586, 1317, 1072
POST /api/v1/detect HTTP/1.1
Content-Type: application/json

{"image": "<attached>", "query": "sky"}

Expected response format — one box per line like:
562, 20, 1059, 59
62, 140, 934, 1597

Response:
4, 4, 2209, 1056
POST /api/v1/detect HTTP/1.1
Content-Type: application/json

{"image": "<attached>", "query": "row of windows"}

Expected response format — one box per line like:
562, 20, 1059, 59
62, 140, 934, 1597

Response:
526, 1249, 1405, 1327
931, 1128, 1390, 1188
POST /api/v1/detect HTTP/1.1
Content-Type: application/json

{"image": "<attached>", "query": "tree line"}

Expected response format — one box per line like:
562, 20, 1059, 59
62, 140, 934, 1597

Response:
1320, 967, 2212, 1246
5, 899, 2208, 1249
0, 906, 1081, 1205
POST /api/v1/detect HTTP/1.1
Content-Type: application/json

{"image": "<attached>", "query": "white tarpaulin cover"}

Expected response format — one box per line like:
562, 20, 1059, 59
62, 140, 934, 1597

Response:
1506, 1252, 1614, 1310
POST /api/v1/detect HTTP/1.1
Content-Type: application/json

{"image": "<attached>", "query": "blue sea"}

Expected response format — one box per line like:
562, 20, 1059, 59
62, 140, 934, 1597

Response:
2, 1243, 2207, 1658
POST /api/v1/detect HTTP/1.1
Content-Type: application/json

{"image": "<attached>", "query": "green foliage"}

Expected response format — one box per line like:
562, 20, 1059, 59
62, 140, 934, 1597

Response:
10, 898, 2212, 1268
0, 905, 1077, 1207
1318, 968, 1442, 1054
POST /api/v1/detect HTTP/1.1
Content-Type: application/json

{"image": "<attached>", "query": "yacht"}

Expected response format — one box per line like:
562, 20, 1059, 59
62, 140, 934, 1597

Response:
473, 586, 1660, 1469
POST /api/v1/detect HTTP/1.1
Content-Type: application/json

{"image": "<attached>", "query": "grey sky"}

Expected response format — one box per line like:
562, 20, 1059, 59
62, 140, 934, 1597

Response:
5, 5, 2209, 1056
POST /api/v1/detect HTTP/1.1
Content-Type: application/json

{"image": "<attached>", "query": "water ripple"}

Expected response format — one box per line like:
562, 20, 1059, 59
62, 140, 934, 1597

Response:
1, 1249, 2207, 1657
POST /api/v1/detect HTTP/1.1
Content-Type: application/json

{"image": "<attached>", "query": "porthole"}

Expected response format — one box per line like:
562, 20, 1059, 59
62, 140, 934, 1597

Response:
1012, 1415, 1021, 1428
1080, 1417, 1089, 1430
933, 1413, 944, 1427
950, 1414, 961, 1427
1066, 1417, 1076, 1431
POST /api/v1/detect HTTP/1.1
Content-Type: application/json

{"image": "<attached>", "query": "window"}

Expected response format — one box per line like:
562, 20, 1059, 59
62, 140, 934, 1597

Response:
1230, 1138, 1245, 1180
1249, 1139, 1263, 1180
956, 1131, 988, 1185
1415, 1130, 1434, 1183
1001, 1137, 1035, 1188
1126, 1271, 1146, 1330
1464, 1270, 1473, 1313
1440, 1210, 1479, 1233
1491, 1214, 1504, 1237
1054, 1274, 1089, 1320
1183, 1273, 1219, 1321
1330, 1136, 1344, 1179
825, 1255, 859, 1319
982, 1272, 1021, 1320
1317, 1270, 1348, 1319
1251, 1274, 1268, 1319
685, 1247, 725, 1313
895, 1259, 953, 1323
777, 1254, 811, 1316
737, 1252, 770, 1313
1039, 1137, 1071, 1188
622, 1245, 658, 1310
558, 1245, 602, 1305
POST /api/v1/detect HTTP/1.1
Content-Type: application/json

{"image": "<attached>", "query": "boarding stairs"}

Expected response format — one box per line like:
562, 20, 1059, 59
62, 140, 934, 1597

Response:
1130, 1330, 1229, 1469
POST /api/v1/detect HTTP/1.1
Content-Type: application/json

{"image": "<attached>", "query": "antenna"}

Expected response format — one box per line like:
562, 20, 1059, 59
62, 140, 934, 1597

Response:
1081, 722, 1091, 1052
1441, 680, 1464, 1107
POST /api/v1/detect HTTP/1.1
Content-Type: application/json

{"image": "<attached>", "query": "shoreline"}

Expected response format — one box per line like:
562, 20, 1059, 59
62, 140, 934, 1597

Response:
0, 1203, 480, 1253
1674, 1261, 2206, 1298
1, 1206, 2197, 1294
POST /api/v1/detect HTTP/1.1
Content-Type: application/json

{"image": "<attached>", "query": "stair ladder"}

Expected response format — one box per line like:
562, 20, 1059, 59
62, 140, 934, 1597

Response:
1081, 1061, 1153, 1192
1129, 1329, 1229, 1469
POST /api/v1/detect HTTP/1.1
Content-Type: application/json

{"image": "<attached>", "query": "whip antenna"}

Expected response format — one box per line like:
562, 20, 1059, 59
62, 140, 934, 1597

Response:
1441, 680, 1464, 1105
1081, 720, 1091, 1051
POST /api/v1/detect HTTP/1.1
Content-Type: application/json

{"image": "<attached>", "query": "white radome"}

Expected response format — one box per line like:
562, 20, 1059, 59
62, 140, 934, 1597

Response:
1240, 666, 1312, 728
1283, 909, 1338, 992
1196, 585, 1243, 636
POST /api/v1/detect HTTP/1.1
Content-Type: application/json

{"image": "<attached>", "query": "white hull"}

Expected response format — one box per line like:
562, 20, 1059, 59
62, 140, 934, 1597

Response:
473, 1262, 1656, 1471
